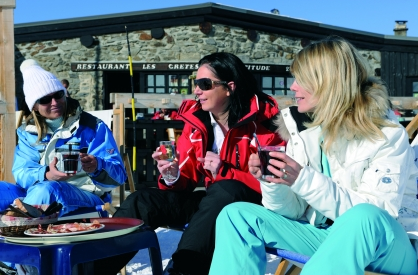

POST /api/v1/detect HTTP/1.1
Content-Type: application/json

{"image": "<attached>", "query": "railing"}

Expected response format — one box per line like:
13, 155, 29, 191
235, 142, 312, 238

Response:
124, 119, 184, 188
0, 0, 17, 182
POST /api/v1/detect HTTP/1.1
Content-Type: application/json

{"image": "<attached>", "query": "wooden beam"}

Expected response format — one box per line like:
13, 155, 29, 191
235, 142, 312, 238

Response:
390, 97, 418, 110
0, 0, 16, 182
0, 0, 15, 8
0, 101, 6, 114
406, 113, 418, 138
110, 93, 297, 110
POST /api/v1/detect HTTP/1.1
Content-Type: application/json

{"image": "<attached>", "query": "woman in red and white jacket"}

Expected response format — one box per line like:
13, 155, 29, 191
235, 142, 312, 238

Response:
151, 108, 179, 120
111, 52, 285, 275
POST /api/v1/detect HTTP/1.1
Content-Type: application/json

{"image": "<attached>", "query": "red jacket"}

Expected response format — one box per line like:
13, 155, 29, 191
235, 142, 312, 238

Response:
151, 110, 179, 120
158, 95, 285, 193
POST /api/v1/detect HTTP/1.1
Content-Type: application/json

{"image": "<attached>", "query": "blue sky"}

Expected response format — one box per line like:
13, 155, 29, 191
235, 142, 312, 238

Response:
14, 0, 418, 37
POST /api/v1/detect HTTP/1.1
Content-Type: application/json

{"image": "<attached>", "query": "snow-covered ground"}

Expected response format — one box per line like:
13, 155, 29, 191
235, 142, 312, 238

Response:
123, 227, 282, 275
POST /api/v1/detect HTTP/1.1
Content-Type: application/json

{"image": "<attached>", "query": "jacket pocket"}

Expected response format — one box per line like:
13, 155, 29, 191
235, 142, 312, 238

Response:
362, 162, 401, 193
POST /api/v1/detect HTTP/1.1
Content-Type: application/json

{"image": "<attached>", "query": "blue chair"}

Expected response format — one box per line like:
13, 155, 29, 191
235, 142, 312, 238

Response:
265, 247, 308, 275
59, 205, 108, 221
265, 248, 393, 275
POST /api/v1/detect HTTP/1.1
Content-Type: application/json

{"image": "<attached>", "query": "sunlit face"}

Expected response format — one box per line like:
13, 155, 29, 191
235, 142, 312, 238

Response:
33, 91, 67, 119
194, 64, 231, 117
290, 80, 316, 113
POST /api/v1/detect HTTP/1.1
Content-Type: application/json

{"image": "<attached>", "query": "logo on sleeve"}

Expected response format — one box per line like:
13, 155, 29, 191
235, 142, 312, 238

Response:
382, 177, 392, 184
106, 148, 115, 154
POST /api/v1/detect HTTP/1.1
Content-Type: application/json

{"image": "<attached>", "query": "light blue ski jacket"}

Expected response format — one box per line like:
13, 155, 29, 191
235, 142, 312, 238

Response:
13, 104, 127, 197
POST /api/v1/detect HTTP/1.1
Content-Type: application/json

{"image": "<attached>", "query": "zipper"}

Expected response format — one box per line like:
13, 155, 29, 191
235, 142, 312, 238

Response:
235, 144, 240, 169
181, 115, 208, 158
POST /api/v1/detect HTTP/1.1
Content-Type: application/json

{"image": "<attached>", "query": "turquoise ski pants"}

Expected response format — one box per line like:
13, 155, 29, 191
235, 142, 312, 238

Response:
209, 202, 417, 275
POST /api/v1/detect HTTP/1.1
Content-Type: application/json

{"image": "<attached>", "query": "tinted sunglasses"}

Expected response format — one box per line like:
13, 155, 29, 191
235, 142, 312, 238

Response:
194, 78, 227, 91
37, 90, 65, 105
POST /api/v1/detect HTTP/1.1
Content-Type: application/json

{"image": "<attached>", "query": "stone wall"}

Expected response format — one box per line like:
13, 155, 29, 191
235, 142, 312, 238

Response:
14, 22, 381, 111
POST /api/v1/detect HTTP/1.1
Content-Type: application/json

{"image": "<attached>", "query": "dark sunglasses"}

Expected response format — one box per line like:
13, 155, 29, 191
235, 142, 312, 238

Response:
37, 90, 65, 105
194, 78, 227, 91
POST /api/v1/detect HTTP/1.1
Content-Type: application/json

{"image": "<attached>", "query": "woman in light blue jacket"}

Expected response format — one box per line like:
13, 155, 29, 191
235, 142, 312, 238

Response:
209, 36, 418, 274
0, 59, 127, 216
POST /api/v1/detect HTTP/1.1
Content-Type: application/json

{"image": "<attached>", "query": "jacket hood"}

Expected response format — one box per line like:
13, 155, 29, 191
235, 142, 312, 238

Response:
253, 94, 280, 123
275, 106, 313, 142
276, 114, 289, 141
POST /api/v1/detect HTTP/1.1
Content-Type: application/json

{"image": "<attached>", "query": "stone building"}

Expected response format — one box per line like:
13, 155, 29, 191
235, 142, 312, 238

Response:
14, 2, 418, 114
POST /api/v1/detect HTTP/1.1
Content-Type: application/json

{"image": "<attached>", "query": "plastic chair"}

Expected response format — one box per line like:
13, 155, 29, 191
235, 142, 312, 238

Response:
86, 109, 113, 129
15, 110, 24, 129
266, 248, 397, 275
58, 205, 108, 221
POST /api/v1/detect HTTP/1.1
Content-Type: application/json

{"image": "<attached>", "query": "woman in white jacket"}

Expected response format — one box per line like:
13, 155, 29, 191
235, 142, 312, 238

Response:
209, 36, 418, 275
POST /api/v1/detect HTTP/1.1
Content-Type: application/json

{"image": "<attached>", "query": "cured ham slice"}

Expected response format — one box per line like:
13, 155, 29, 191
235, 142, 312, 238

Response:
32, 220, 101, 234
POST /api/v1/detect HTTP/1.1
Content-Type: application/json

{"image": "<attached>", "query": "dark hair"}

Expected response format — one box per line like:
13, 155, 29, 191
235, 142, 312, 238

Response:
61, 79, 69, 86
198, 52, 273, 127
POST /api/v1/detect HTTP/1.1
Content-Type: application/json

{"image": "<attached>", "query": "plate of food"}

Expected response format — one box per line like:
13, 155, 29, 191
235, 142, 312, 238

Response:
24, 220, 104, 236
4, 218, 143, 244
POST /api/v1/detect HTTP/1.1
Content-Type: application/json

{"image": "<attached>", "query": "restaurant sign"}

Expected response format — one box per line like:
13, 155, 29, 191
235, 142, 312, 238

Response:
71, 62, 290, 73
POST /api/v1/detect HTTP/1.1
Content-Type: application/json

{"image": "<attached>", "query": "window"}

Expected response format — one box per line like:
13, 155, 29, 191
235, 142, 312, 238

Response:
406, 77, 418, 97
147, 74, 165, 94
261, 76, 294, 96
146, 74, 191, 95
413, 81, 418, 97
144, 73, 193, 114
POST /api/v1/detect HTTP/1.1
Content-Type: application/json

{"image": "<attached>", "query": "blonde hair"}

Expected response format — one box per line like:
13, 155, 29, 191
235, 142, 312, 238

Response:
290, 36, 395, 151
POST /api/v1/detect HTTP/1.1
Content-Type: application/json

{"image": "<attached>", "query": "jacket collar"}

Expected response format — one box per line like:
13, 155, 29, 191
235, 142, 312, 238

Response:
24, 103, 82, 135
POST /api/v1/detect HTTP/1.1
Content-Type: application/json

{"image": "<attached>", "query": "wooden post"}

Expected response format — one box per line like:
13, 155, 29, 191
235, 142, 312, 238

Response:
0, 0, 16, 182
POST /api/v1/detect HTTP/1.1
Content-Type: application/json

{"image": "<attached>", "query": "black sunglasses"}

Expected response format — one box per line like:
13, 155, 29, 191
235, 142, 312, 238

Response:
37, 90, 65, 105
194, 78, 227, 91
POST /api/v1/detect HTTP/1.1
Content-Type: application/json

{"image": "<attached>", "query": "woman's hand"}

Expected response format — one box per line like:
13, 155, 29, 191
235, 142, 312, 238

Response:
80, 153, 98, 174
264, 151, 303, 186
248, 153, 262, 179
197, 151, 222, 178
152, 147, 179, 180
46, 157, 74, 181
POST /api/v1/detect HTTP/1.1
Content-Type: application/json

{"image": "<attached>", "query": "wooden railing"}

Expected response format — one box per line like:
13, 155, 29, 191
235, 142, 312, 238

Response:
0, 0, 16, 182
110, 93, 418, 188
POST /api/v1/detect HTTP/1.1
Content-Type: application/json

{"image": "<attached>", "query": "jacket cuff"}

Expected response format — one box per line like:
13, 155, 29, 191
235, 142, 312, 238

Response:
44, 166, 50, 181
89, 157, 103, 177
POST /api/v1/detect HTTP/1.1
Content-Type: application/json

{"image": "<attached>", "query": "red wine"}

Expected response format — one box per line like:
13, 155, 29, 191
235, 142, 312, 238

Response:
62, 154, 79, 173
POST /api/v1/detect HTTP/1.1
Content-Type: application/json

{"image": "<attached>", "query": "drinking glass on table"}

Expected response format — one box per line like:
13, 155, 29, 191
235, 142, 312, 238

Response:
159, 141, 177, 180
259, 145, 285, 179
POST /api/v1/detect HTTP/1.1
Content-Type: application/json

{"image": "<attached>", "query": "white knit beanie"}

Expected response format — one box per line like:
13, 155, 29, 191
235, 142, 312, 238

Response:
20, 59, 67, 111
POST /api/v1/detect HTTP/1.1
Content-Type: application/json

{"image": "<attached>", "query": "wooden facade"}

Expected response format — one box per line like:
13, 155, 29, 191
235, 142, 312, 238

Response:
381, 51, 418, 96
0, 0, 16, 182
